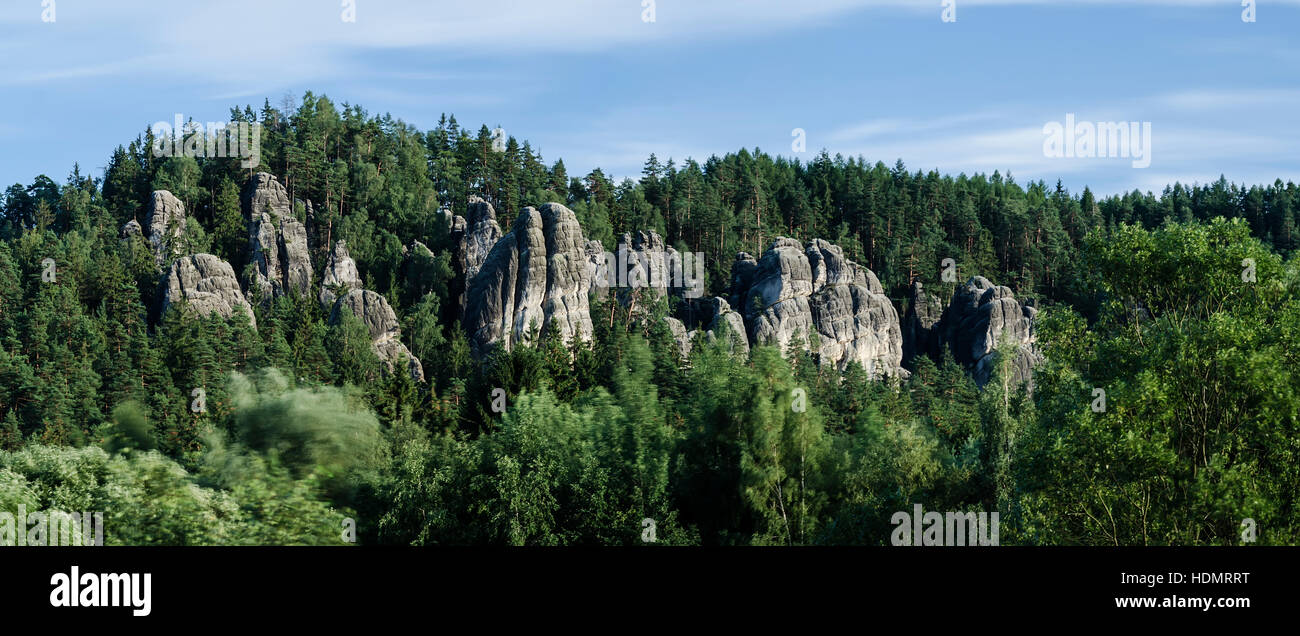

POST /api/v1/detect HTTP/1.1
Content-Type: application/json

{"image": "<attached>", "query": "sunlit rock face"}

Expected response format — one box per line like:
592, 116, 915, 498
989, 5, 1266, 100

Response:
463, 202, 595, 356
731, 237, 905, 379
319, 239, 364, 310
329, 289, 425, 383
244, 172, 312, 299
160, 253, 257, 330
144, 190, 188, 269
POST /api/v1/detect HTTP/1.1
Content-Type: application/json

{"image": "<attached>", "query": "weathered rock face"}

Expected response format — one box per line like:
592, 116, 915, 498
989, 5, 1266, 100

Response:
330, 289, 425, 383
942, 276, 1042, 388
463, 202, 594, 356
319, 239, 424, 382
280, 215, 312, 295
728, 252, 760, 312
333, 288, 398, 340
600, 231, 690, 307
455, 196, 503, 283
662, 317, 692, 359
319, 240, 363, 310
731, 237, 905, 378
121, 218, 143, 240
621, 231, 673, 295
243, 173, 312, 299
664, 296, 750, 359
584, 239, 609, 298
447, 197, 504, 314
160, 254, 257, 329
905, 276, 1042, 388
319, 238, 366, 306
145, 191, 187, 269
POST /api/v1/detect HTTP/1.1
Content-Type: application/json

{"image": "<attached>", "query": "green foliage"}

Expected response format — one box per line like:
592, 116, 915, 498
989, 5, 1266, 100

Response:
0, 444, 348, 546
223, 368, 385, 500
1, 92, 1298, 545
1015, 220, 1300, 545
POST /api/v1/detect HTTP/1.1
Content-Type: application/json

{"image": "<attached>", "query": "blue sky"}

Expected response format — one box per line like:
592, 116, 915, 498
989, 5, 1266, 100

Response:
0, 0, 1296, 197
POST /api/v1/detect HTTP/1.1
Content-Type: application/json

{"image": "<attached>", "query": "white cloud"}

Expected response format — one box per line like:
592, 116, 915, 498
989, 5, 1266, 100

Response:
6, 0, 1298, 88
819, 99, 1299, 195
1155, 89, 1300, 111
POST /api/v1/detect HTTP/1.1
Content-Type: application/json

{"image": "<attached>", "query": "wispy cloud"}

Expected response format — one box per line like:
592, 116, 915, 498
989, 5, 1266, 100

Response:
1154, 89, 1300, 111
1, 0, 1297, 195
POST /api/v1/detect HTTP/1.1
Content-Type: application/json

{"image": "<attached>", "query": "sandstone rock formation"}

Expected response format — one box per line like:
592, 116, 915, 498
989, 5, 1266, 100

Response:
144, 191, 187, 269
591, 230, 695, 307
329, 289, 425, 383
121, 218, 143, 240
454, 196, 503, 283
663, 296, 749, 359
243, 173, 312, 299
905, 276, 1042, 388
319, 239, 364, 310
946, 276, 1041, 388
730, 237, 905, 378
463, 202, 594, 356
318, 239, 424, 383
160, 254, 257, 329
662, 317, 692, 358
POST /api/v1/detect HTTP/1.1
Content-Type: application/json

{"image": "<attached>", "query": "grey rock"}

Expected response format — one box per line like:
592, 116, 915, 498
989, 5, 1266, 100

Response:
330, 289, 425, 383
728, 252, 760, 312
319, 239, 363, 310
902, 280, 943, 367
145, 191, 187, 269
590, 230, 684, 310
243, 172, 312, 299
373, 336, 427, 384
455, 196, 503, 283
734, 237, 904, 379
160, 254, 257, 329
332, 289, 400, 339
585, 239, 609, 300
662, 316, 692, 358
664, 297, 749, 359
410, 239, 434, 260
463, 202, 594, 356
280, 216, 312, 297
938, 276, 1043, 388
121, 218, 143, 240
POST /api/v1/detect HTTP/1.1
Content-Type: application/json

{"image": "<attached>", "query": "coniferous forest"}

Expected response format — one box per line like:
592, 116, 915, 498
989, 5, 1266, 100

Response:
3, 93, 1299, 546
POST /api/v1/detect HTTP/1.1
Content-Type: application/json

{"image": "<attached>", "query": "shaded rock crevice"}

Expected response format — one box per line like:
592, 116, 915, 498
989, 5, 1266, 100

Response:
904, 275, 1042, 388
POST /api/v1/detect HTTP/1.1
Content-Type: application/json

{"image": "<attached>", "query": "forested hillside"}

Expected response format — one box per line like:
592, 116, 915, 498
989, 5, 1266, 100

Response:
2, 92, 1298, 545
